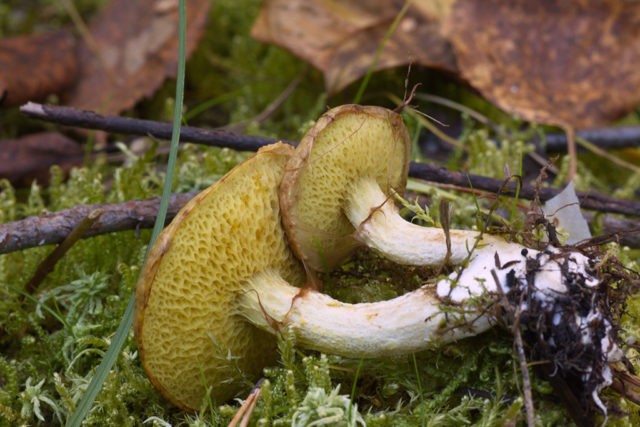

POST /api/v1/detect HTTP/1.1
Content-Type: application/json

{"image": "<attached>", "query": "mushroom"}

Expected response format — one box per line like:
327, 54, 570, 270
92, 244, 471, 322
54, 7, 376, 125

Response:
134, 143, 306, 410
279, 104, 503, 272
135, 141, 622, 414
276, 104, 624, 412
134, 142, 493, 410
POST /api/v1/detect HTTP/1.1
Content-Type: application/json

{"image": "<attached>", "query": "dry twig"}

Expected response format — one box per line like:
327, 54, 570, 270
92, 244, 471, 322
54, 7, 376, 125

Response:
0, 193, 195, 254
24, 208, 103, 294
20, 103, 640, 216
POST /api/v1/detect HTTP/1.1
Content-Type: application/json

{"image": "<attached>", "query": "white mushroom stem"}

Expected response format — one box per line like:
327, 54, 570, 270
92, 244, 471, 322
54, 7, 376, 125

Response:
345, 177, 505, 266
238, 242, 623, 413
237, 237, 527, 359
238, 269, 493, 358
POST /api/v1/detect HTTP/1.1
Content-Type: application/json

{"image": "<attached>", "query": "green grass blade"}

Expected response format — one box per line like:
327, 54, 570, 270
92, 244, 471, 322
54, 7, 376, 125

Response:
65, 1, 187, 425
347, 359, 363, 421
66, 295, 134, 427
412, 353, 426, 427
352, 0, 411, 104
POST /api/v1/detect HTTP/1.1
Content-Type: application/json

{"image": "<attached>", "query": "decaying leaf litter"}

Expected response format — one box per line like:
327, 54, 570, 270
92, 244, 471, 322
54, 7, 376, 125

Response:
254, 0, 640, 179
254, 0, 640, 128
1, 0, 640, 426
0, 0, 211, 185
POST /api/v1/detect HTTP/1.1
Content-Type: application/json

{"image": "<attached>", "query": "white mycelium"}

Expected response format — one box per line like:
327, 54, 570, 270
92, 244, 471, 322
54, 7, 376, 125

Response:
240, 235, 621, 413
437, 243, 622, 414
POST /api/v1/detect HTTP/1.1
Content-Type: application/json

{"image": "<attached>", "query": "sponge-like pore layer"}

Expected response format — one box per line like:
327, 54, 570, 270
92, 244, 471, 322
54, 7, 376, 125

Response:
135, 143, 305, 410
281, 104, 409, 272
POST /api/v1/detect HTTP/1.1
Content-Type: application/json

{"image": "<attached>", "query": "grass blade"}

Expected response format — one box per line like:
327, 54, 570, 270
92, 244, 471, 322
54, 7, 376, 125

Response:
352, 0, 411, 104
65, 0, 187, 425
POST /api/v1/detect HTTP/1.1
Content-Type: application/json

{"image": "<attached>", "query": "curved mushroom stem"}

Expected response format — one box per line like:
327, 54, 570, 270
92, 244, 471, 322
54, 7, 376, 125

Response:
238, 270, 493, 358
345, 176, 504, 266
238, 238, 528, 359
238, 243, 623, 413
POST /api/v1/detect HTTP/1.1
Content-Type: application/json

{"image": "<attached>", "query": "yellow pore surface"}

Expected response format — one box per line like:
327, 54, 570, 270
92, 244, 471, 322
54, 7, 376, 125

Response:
135, 143, 305, 410
281, 105, 409, 271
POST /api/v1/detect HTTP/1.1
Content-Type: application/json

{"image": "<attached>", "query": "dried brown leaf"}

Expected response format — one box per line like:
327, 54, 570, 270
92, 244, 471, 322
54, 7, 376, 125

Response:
64, 0, 210, 115
0, 31, 78, 107
255, 0, 640, 128
252, 0, 457, 94
443, 0, 640, 128
0, 132, 83, 186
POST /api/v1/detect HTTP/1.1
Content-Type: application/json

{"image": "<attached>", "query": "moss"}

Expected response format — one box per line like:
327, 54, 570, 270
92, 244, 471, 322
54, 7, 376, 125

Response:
465, 129, 534, 180
1, 149, 637, 424
7, 179, 606, 426
1, 0, 639, 425
0, 142, 215, 425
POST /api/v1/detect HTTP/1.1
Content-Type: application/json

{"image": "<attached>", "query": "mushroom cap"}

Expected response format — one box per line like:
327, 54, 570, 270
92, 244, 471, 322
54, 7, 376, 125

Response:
280, 104, 410, 272
134, 143, 305, 410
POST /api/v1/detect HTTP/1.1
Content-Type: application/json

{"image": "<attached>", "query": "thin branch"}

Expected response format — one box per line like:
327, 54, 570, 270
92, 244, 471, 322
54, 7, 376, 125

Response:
228, 379, 263, 427
20, 102, 282, 151
407, 162, 640, 217
490, 268, 535, 427
0, 193, 195, 254
20, 103, 640, 217
415, 92, 505, 137
576, 136, 640, 175
0, 193, 638, 255
416, 93, 640, 152
24, 208, 103, 294
545, 126, 640, 152
514, 325, 535, 427
583, 213, 640, 248
562, 124, 577, 182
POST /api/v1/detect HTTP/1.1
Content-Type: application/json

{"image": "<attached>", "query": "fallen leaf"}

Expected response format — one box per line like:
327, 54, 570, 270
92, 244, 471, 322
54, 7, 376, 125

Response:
64, 0, 211, 115
0, 132, 84, 187
254, 0, 640, 129
252, 0, 457, 94
0, 31, 78, 107
443, 0, 640, 128
542, 181, 591, 245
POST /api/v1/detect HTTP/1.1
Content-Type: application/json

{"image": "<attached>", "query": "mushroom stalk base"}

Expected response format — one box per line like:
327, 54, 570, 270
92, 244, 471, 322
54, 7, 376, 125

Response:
437, 244, 623, 415
345, 177, 504, 266
238, 270, 493, 358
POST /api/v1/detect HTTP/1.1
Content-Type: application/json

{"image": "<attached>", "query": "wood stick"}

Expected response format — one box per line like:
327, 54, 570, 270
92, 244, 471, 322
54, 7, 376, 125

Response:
545, 126, 640, 152
0, 193, 195, 254
19, 102, 640, 217
0, 192, 638, 255
20, 102, 281, 151
24, 208, 103, 294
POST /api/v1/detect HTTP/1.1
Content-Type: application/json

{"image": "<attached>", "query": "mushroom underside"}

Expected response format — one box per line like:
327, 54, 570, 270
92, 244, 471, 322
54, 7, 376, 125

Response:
134, 143, 306, 410
135, 111, 629, 420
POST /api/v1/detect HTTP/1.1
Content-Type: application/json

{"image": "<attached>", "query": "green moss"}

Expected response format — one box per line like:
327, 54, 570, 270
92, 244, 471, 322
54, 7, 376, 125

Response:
465, 129, 534, 180
1, 0, 639, 425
